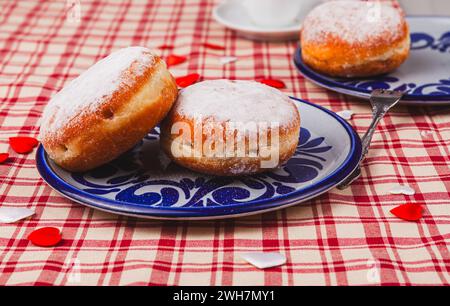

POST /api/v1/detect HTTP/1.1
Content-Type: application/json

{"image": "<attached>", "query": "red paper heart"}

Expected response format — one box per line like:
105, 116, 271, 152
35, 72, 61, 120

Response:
9, 136, 39, 154
176, 73, 201, 88
0, 153, 9, 164
259, 79, 286, 89
390, 204, 423, 221
166, 54, 187, 67
157, 44, 175, 50
203, 43, 226, 50
28, 227, 62, 247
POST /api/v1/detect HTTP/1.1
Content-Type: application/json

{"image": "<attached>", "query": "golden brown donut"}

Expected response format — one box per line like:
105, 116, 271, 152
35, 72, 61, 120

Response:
39, 46, 178, 172
160, 80, 300, 176
300, 0, 410, 78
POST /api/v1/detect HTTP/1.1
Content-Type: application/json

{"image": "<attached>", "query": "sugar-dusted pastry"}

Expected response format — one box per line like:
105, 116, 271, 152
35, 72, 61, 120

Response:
160, 80, 300, 176
301, 1, 410, 77
39, 46, 178, 171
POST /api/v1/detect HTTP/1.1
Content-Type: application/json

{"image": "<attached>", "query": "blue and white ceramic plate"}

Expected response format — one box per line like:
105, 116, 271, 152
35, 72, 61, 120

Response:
36, 98, 362, 220
294, 16, 450, 105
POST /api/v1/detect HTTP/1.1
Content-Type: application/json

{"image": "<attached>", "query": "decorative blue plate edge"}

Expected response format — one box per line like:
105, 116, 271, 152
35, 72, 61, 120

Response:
293, 16, 450, 104
36, 98, 362, 219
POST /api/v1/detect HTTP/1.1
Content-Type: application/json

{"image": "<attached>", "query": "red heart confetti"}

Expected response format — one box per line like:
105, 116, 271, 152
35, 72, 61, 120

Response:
390, 204, 423, 221
166, 54, 187, 67
157, 44, 175, 50
176, 73, 201, 88
9, 136, 39, 154
28, 227, 62, 247
0, 153, 9, 164
259, 79, 286, 89
203, 43, 226, 50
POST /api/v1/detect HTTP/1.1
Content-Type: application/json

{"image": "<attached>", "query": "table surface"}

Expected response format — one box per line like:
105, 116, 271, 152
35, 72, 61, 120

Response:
0, 0, 449, 286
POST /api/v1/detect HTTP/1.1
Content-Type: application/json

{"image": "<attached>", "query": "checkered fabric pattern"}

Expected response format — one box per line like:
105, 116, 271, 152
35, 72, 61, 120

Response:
0, 0, 449, 286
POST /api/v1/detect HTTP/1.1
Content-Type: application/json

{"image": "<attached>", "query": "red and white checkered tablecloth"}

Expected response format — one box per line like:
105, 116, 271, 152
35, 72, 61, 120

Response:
0, 0, 449, 286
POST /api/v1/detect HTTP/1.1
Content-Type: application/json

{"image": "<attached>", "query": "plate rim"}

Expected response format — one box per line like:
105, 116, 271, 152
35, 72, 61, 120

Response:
293, 16, 450, 104
36, 98, 362, 219
212, 0, 302, 35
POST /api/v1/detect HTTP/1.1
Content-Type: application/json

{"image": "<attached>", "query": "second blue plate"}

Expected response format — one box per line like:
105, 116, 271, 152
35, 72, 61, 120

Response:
294, 16, 450, 105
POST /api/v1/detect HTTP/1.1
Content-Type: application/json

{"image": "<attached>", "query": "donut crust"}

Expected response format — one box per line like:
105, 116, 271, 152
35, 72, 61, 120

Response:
160, 81, 301, 176
300, 4, 410, 77
40, 56, 178, 172
160, 116, 300, 176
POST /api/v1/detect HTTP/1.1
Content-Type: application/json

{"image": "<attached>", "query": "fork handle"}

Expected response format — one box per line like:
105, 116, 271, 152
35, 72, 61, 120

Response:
336, 105, 389, 190
337, 89, 403, 190
360, 107, 387, 158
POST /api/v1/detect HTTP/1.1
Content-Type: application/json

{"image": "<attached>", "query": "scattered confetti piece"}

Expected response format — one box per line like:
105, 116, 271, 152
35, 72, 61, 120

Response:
0, 153, 9, 164
28, 227, 62, 247
389, 184, 415, 196
219, 56, 238, 65
336, 110, 354, 120
166, 54, 187, 67
203, 43, 226, 50
390, 204, 423, 221
420, 130, 433, 138
176, 73, 200, 88
258, 79, 286, 89
157, 44, 175, 50
0, 207, 35, 223
241, 252, 286, 269
9, 136, 38, 154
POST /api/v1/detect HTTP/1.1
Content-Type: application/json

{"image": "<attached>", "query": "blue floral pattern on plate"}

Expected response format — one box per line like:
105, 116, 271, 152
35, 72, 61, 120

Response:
36, 98, 362, 220
293, 16, 450, 104
69, 126, 332, 208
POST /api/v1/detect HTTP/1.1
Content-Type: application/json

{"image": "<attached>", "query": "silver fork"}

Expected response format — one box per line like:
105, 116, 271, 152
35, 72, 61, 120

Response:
337, 89, 404, 190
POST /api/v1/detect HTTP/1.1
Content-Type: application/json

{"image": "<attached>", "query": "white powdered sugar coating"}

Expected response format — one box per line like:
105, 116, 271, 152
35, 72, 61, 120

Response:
175, 80, 298, 126
302, 1, 403, 45
40, 46, 156, 137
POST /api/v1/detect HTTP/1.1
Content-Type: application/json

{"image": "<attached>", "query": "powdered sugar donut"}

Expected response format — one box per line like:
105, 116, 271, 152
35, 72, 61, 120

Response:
39, 46, 178, 172
160, 80, 300, 176
301, 1, 410, 77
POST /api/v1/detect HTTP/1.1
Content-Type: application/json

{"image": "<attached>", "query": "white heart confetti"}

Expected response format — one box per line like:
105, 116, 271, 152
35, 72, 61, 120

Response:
336, 110, 354, 120
420, 130, 433, 138
0, 207, 35, 223
219, 56, 238, 65
389, 184, 415, 196
241, 252, 286, 269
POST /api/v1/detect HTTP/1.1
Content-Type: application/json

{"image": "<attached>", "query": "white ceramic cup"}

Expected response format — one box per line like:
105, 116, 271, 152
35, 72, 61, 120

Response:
243, 0, 320, 28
